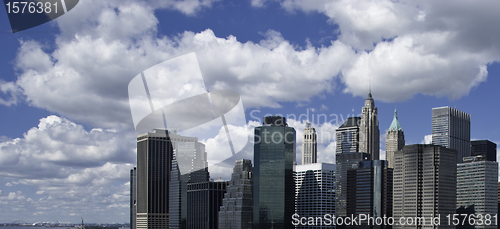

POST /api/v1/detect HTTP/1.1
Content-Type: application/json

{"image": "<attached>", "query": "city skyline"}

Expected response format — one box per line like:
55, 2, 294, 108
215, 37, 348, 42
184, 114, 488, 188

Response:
1, 0, 500, 224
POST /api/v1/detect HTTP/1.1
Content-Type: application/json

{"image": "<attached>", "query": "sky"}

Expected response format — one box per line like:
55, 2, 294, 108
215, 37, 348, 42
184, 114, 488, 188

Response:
0, 0, 500, 224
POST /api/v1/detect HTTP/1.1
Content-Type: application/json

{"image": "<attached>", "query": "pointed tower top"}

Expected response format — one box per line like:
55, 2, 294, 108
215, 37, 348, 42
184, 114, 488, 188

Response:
367, 91, 373, 100
389, 107, 402, 132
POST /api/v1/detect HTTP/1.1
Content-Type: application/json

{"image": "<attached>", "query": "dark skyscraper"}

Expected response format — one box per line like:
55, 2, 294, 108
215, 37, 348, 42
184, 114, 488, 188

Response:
253, 116, 296, 229
346, 160, 393, 229
136, 129, 173, 229
187, 181, 228, 229
335, 117, 370, 217
432, 106, 471, 163
130, 167, 137, 229
471, 140, 497, 162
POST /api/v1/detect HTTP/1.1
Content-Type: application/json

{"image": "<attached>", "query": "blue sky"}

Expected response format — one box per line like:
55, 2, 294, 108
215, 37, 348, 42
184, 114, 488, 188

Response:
0, 0, 499, 224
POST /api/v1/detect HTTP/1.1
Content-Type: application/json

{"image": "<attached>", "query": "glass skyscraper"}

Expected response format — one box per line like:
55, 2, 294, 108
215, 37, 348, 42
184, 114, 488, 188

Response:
471, 140, 497, 162
432, 106, 471, 163
253, 116, 296, 229
169, 132, 209, 229
457, 156, 498, 229
346, 160, 393, 229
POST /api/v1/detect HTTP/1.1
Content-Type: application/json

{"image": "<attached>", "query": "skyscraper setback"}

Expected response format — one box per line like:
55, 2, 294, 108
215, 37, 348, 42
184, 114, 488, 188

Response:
219, 159, 253, 229
302, 122, 317, 165
253, 116, 296, 229
432, 106, 471, 163
359, 92, 380, 160
385, 108, 405, 169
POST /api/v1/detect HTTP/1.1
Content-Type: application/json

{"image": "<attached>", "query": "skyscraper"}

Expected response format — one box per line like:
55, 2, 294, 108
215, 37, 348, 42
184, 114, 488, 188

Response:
187, 180, 228, 229
360, 92, 380, 160
335, 117, 370, 218
218, 159, 253, 229
471, 140, 497, 162
169, 133, 210, 229
131, 167, 137, 229
336, 117, 361, 154
136, 129, 174, 229
294, 163, 336, 229
457, 156, 498, 229
432, 106, 471, 163
302, 122, 317, 165
385, 108, 405, 169
393, 144, 457, 229
346, 160, 393, 229
253, 116, 296, 229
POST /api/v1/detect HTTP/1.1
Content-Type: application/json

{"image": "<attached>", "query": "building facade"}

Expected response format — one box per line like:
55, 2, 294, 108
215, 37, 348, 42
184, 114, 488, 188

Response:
336, 117, 361, 154
346, 160, 393, 229
393, 144, 457, 229
136, 129, 174, 229
457, 156, 498, 229
187, 181, 228, 229
253, 116, 296, 229
218, 159, 253, 229
335, 117, 370, 217
385, 108, 405, 169
294, 163, 336, 229
130, 167, 137, 229
432, 106, 471, 163
302, 123, 317, 165
471, 140, 497, 162
169, 133, 210, 229
359, 92, 380, 160
393, 144, 457, 228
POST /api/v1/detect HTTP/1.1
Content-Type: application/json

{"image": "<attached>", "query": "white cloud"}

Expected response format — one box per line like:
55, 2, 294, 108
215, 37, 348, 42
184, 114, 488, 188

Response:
422, 134, 432, 144
0, 115, 136, 179
255, 0, 500, 102
0, 115, 135, 222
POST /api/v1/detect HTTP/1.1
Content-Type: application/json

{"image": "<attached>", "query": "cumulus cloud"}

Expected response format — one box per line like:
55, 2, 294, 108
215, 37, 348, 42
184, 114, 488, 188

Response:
0, 115, 135, 222
13, 26, 356, 129
254, 0, 500, 102
0, 115, 136, 179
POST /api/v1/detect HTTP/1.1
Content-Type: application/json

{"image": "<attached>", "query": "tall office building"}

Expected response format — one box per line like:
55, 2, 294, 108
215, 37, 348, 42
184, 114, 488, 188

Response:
218, 159, 253, 229
302, 123, 317, 165
471, 140, 497, 162
336, 117, 361, 154
136, 129, 174, 229
187, 181, 228, 229
457, 156, 498, 229
294, 163, 336, 229
131, 167, 137, 229
169, 133, 210, 229
253, 116, 296, 229
346, 160, 393, 229
385, 108, 405, 169
335, 117, 370, 217
432, 106, 471, 163
393, 144, 457, 229
359, 92, 380, 160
